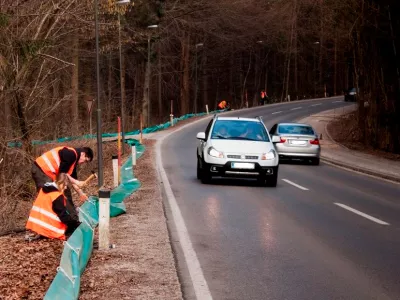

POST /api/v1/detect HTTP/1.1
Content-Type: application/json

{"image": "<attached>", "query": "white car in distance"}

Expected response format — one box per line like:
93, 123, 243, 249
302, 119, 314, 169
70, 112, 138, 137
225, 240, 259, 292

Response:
196, 115, 280, 186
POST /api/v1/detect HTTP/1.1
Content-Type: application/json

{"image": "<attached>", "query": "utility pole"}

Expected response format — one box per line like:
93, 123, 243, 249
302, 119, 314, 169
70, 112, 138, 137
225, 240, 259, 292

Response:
94, 0, 103, 187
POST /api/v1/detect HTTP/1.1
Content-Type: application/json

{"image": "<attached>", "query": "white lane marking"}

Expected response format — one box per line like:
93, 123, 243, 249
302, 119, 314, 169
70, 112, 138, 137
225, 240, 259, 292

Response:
311, 103, 322, 107
157, 124, 213, 300
291, 107, 302, 110
332, 100, 342, 103
272, 111, 282, 114
282, 179, 309, 191
334, 203, 390, 225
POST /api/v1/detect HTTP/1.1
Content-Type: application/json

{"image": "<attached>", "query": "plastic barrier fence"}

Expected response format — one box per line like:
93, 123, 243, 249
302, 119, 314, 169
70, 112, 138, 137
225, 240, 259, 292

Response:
39, 108, 223, 299
43, 140, 145, 300
8, 109, 225, 148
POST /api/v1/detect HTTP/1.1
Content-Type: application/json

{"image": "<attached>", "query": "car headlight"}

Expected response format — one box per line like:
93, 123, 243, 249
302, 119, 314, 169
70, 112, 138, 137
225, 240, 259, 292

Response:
261, 149, 276, 160
208, 147, 224, 158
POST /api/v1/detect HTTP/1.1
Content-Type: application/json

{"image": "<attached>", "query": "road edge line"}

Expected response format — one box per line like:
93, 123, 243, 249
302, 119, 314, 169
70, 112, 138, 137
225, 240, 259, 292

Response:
156, 119, 214, 300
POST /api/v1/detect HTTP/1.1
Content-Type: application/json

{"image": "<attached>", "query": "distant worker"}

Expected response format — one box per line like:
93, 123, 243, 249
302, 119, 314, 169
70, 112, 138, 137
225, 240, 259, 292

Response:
218, 100, 227, 109
260, 90, 268, 106
26, 173, 81, 240
31, 146, 93, 219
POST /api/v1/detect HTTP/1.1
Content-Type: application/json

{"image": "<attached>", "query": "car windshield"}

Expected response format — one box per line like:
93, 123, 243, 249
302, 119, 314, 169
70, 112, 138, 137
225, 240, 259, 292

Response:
210, 120, 269, 141
278, 124, 315, 135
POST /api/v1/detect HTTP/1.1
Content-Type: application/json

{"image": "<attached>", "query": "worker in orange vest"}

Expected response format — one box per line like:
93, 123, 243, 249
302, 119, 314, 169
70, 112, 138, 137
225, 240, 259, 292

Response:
260, 90, 267, 105
26, 173, 81, 240
31, 146, 93, 220
217, 100, 227, 109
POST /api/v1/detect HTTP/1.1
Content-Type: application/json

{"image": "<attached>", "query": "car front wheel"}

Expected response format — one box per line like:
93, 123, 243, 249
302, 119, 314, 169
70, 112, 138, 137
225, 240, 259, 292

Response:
199, 158, 211, 184
197, 158, 201, 179
258, 169, 278, 187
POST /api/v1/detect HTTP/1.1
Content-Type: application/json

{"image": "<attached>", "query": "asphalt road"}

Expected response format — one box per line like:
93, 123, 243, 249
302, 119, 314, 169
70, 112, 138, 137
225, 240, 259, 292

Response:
161, 97, 400, 300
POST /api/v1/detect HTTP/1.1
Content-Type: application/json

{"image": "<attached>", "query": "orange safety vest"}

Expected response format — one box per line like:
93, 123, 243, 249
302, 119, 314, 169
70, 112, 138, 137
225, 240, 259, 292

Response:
35, 147, 77, 180
218, 100, 227, 109
26, 188, 67, 240
260, 91, 266, 98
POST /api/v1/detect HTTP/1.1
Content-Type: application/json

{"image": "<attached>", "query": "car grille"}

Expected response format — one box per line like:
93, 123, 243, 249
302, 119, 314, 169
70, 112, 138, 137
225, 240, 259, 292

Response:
227, 155, 259, 160
245, 155, 258, 159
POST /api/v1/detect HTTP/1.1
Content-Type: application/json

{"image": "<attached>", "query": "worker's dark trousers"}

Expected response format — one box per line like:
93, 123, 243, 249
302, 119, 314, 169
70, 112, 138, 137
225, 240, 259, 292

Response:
31, 164, 79, 220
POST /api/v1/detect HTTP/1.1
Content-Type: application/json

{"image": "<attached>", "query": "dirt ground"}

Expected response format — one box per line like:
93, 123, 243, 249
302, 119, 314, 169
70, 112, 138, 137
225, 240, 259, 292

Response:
0, 116, 208, 299
0, 141, 119, 300
327, 112, 400, 161
79, 139, 182, 300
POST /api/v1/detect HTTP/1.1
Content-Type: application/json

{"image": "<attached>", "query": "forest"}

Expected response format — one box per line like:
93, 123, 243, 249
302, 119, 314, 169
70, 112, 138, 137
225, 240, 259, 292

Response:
0, 0, 399, 233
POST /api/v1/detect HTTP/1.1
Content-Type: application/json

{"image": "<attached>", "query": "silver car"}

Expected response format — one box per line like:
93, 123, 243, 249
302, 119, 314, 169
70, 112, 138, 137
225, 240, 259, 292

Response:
269, 123, 320, 165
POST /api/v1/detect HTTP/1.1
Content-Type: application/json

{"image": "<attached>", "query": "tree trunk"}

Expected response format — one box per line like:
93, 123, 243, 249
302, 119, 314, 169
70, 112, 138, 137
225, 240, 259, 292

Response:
215, 75, 220, 109
83, 65, 92, 131
71, 35, 79, 133
319, 0, 324, 93
294, 0, 298, 99
14, 90, 31, 153
229, 51, 234, 105
131, 63, 139, 129
253, 51, 261, 105
180, 33, 190, 115
107, 53, 113, 123
334, 32, 337, 96
158, 44, 162, 122
120, 51, 126, 133
202, 51, 208, 110
285, 5, 295, 102
142, 38, 151, 126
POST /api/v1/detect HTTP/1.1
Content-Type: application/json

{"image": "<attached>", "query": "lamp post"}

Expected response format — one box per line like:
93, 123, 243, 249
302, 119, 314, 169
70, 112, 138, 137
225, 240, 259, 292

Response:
146, 25, 158, 127
194, 43, 203, 114
116, 0, 130, 154
94, 0, 103, 187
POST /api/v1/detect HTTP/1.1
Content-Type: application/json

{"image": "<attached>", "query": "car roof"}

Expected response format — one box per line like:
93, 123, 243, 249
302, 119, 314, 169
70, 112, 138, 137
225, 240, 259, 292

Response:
277, 122, 312, 127
215, 116, 260, 122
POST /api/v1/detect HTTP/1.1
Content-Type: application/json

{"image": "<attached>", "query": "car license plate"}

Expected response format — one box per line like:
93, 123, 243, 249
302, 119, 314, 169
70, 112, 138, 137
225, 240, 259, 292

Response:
289, 140, 307, 145
231, 162, 255, 169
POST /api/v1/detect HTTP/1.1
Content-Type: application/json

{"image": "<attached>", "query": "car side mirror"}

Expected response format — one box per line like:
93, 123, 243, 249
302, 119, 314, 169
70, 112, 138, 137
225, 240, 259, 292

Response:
271, 135, 280, 143
196, 132, 206, 140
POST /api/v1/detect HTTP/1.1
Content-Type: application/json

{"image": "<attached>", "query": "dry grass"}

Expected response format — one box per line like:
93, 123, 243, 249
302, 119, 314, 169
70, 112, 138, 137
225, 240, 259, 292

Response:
0, 139, 123, 299
328, 112, 400, 160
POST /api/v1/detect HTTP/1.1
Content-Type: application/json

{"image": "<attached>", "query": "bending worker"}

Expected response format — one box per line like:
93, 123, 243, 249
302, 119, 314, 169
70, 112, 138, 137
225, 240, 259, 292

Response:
218, 100, 227, 109
26, 173, 81, 240
31, 146, 93, 219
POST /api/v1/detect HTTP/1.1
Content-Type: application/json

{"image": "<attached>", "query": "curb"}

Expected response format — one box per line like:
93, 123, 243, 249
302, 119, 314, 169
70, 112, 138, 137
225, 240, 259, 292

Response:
320, 156, 400, 184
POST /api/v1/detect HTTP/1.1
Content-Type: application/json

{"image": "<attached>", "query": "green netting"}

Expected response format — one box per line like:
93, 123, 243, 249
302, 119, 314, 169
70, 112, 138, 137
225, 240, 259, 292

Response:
41, 109, 220, 299
43, 141, 145, 300
7, 109, 225, 147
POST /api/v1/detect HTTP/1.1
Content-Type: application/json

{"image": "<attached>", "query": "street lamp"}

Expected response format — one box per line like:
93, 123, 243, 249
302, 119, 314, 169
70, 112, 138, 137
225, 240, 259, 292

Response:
116, 0, 130, 154
194, 42, 203, 113
146, 24, 158, 127
94, 0, 103, 187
